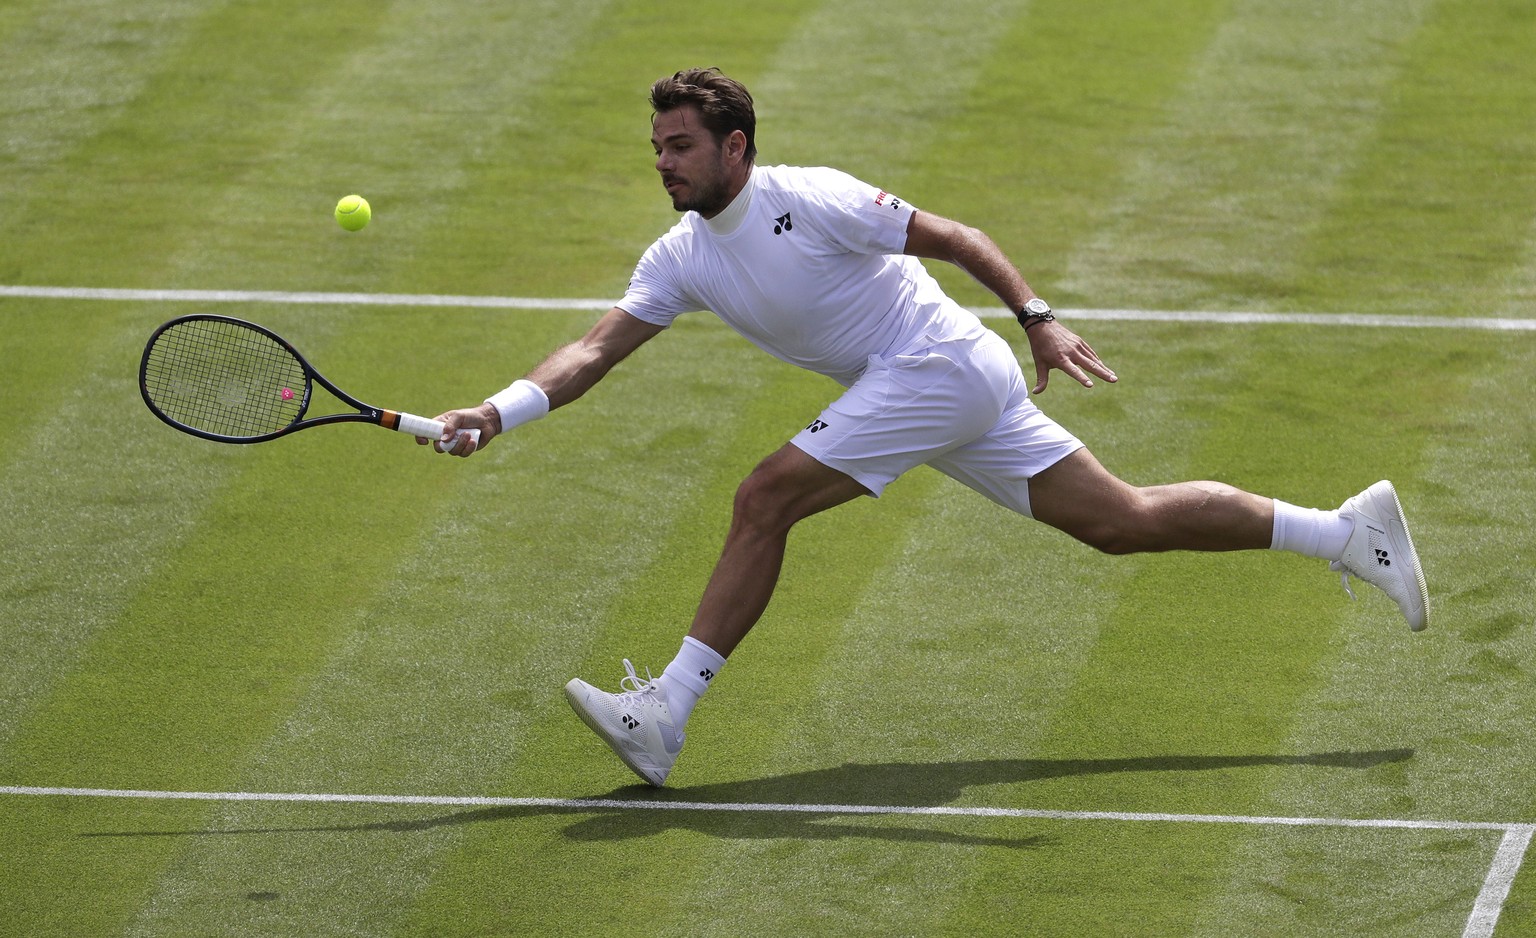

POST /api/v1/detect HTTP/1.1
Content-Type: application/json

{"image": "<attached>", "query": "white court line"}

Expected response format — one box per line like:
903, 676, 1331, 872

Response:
3, 283, 1535, 331
0, 783, 1514, 829
1466, 825, 1536, 938
0, 284, 611, 311
1, 783, 1528, 935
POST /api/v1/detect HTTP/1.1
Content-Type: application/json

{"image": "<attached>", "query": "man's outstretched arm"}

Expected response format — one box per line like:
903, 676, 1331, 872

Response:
425, 306, 666, 455
902, 211, 1117, 394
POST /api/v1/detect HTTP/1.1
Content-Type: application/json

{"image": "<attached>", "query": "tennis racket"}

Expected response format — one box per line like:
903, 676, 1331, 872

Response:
139, 314, 477, 452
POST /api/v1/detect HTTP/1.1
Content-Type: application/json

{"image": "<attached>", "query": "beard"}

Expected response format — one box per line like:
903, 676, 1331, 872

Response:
665, 161, 732, 216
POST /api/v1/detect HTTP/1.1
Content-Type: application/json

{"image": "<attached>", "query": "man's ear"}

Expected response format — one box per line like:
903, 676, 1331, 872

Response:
725, 129, 749, 164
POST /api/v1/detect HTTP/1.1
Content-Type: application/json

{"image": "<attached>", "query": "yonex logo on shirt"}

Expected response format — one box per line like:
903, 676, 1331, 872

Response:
874, 190, 902, 211
773, 212, 794, 235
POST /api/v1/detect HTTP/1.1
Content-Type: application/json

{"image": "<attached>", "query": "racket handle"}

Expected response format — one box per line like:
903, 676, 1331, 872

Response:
393, 412, 481, 454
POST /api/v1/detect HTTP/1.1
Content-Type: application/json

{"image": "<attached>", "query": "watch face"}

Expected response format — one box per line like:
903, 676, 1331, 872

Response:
1025, 298, 1051, 315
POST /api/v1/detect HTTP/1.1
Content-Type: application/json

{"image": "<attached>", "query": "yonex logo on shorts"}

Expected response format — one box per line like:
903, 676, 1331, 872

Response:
806, 419, 829, 433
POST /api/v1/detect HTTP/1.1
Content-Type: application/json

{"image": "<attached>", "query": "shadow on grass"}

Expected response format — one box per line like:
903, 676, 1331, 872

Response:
79, 748, 1411, 849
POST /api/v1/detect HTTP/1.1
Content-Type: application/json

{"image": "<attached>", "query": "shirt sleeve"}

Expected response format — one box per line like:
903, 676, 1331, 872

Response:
617, 237, 695, 327
801, 167, 918, 256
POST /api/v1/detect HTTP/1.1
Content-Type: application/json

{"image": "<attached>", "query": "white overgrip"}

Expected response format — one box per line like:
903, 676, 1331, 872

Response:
393, 412, 445, 439
392, 412, 480, 454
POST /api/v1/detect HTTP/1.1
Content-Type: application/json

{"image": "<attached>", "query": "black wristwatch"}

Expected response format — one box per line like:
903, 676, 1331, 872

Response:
1017, 297, 1055, 330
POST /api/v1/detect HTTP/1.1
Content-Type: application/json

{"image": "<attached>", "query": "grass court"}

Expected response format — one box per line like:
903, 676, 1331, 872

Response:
2, 0, 1534, 934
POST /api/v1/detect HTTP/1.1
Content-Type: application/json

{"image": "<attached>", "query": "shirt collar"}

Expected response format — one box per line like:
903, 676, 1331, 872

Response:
702, 166, 757, 236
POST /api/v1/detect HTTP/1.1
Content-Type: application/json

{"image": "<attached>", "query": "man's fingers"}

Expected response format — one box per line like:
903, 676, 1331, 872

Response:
1029, 326, 1118, 393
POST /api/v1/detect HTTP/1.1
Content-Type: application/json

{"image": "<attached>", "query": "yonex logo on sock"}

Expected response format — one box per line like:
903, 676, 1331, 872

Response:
700, 668, 714, 682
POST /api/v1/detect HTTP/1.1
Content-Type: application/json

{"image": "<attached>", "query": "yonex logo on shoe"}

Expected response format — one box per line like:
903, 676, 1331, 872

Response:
1374, 548, 1391, 567
621, 714, 639, 730
699, 668, 714, 682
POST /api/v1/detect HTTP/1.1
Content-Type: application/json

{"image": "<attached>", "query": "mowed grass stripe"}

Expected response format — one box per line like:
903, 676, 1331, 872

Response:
0, 307, 253, 749
0, 0, 397, 291
750, 0, 1030, 174
900, 0, 1231, 310
0, 0, 218, 217
390, 0, 827, 301
0, 311, 486, 935
964, 327, 1421, 933
1509, 214, 1536, 317
1089, 327, 1445, 935
1295, 0, 1536, 315
153, 0, 624, 300
1058, 0, 1433, 312
1193, 332, 1536, 935
961, 328, 1348, 932
118, 307, 707, 937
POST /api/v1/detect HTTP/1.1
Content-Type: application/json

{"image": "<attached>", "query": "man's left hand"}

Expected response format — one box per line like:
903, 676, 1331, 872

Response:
1026, 321, 1117, 394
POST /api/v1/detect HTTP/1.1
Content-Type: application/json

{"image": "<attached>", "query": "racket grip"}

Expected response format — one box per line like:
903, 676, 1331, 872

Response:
395, 412, 445, 439
393, 412, 481, 454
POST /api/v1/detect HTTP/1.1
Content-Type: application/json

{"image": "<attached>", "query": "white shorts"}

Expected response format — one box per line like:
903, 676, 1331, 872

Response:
790, 329, 1083, 517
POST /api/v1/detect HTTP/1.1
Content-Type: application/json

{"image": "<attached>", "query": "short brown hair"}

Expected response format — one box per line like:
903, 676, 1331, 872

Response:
649, 68, 757, 163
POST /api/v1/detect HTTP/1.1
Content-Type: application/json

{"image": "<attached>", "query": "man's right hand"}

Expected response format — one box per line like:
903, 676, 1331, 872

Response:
419, 403, 501, 457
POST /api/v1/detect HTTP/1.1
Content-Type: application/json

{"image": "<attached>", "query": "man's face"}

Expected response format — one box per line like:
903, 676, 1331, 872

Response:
651, 106, 734, 217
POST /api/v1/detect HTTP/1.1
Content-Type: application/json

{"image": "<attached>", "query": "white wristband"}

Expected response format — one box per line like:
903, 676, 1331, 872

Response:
485, 379, 550, 432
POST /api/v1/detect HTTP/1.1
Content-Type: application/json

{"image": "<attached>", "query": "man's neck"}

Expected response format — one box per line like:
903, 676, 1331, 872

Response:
702, 165, 757, 235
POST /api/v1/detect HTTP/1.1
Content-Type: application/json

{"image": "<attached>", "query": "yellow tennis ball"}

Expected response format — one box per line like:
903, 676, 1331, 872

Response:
334, 194, 371, 231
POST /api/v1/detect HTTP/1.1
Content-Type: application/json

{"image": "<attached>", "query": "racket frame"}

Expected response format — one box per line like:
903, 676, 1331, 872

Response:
139, 313, 443, 444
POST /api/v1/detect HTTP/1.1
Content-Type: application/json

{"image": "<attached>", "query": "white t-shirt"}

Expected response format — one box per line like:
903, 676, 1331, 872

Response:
618, 164, 989, 387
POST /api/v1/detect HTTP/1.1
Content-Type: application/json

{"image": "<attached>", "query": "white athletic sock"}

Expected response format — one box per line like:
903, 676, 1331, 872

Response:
1270, 499, 1352, 561
655, 636, 725, 731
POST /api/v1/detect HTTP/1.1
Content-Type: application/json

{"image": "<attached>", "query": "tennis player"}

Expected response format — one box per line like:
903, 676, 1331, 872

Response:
428, 68, 1428, 787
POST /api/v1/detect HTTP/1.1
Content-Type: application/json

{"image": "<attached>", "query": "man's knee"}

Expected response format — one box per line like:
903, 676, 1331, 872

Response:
730, 466, 798, 535
1052, 492, 1159, 555
1076, 520, 1146, 556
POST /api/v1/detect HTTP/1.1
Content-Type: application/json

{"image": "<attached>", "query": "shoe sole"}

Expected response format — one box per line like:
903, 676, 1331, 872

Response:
564, 680, 668, 786
1380, 481, 1430, 632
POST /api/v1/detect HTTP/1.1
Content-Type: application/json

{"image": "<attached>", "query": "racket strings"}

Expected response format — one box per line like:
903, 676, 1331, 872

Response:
142, 318, 308, 438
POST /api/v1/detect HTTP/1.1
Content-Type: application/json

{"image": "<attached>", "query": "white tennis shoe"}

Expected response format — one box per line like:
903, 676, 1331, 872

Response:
565, 660, 684, 787
1330, 480, 1429, 632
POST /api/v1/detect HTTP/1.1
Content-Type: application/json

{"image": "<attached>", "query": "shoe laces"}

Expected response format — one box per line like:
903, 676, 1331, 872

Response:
1329, 560, 1358, 601
617, 659, 662, 702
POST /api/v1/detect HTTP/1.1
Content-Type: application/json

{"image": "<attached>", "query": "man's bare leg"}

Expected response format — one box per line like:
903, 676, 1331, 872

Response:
1027, 448, 1273, 553
686, 443, 871, 657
